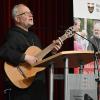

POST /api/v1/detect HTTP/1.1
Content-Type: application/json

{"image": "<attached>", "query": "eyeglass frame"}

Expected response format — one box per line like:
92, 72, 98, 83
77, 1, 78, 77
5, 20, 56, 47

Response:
16, 11, 33, 16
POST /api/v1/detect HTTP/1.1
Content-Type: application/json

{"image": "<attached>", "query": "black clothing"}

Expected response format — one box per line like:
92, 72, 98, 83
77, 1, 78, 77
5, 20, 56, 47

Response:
0, 26, 41, 66
87, 36, 100, 51
0, 26, 47, 100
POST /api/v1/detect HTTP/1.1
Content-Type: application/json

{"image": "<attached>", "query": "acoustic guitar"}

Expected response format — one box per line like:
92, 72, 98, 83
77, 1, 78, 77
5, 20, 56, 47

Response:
4, 26, 75, 89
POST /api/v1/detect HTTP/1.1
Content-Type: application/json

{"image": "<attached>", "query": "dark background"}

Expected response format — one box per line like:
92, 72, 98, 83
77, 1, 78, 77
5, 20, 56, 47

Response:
0, 0, 73, 100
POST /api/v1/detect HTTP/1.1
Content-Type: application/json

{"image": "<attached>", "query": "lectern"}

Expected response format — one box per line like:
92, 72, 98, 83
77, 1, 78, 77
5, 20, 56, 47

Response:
34, 50, 99, 100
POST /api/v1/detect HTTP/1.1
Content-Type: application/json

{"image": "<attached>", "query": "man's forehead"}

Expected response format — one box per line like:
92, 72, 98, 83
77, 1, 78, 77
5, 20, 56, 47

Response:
18, 5, 30, 13
87, 0, 94, 3
94, 23, 100, 29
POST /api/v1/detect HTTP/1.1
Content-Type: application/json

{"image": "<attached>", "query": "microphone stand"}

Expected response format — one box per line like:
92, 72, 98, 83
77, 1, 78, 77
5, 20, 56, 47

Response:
75, 32, 99, 74
75, 32, 100, 100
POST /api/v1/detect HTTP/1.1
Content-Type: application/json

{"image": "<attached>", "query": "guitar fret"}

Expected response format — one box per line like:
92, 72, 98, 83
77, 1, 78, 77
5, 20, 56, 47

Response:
60, 33, 68, 42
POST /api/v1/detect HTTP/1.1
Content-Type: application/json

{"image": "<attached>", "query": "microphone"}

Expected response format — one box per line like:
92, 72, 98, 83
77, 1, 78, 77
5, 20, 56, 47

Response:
65, 26, 98, 52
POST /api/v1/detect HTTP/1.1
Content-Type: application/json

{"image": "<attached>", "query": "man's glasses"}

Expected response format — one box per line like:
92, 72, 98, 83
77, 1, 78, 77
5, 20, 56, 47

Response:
16, 11, 33, 16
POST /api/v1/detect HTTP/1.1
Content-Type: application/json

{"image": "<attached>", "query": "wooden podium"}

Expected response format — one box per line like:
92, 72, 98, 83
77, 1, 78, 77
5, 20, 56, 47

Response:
34, 50, 100, 100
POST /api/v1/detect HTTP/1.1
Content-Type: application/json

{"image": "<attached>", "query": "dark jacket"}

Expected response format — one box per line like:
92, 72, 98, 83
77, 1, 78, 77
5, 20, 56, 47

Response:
0, 26, 41, 66
87, 36, 100, 51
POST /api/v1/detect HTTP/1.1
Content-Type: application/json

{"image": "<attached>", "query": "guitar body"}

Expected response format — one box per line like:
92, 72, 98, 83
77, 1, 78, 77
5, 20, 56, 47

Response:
4, 26, 74, 89
4, 46, 45, 89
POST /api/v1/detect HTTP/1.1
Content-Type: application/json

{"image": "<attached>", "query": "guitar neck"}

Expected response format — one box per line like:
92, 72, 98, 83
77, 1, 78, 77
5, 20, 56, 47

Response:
59, 33, 69, 42
36, 33, 69, 60
36, 43, 54, 60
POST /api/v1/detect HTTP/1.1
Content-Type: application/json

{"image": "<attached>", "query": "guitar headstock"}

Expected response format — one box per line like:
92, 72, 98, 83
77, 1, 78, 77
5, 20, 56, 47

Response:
65, 26, 77, 38
58, 26, 78, 43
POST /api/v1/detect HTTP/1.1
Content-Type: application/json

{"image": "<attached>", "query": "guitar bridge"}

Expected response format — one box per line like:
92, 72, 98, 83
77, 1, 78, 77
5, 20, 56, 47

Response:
17, 66, 27, 79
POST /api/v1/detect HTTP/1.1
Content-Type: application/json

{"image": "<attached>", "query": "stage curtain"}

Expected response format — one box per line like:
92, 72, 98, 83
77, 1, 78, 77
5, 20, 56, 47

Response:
0, 0, 73, 100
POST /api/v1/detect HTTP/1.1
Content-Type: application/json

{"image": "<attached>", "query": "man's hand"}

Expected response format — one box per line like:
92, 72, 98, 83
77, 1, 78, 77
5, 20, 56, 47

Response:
52, 38, 63, 54
24, 55, 38, 65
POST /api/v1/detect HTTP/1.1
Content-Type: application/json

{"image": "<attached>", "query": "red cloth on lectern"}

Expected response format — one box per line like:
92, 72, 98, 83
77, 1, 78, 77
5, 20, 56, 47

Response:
74, 60, 100, 74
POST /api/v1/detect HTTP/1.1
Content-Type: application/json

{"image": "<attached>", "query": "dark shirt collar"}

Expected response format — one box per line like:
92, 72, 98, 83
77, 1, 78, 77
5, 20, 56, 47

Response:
11, 26, 30, 37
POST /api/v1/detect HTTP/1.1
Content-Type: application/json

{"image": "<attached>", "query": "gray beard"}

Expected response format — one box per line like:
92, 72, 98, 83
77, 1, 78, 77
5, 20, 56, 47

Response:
94, 34, 100, 39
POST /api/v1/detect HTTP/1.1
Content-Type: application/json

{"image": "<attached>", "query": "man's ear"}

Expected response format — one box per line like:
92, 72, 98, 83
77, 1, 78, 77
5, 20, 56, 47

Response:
15, 16, 19, 22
